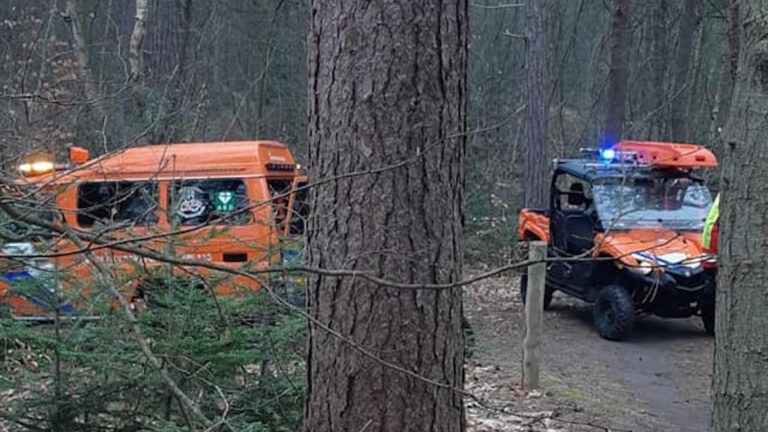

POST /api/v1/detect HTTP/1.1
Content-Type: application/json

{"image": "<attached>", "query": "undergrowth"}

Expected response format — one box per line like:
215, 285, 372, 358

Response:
0, 276, 306, 432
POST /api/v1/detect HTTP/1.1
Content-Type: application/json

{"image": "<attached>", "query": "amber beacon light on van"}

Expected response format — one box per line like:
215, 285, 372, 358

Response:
18, 146, 90, 177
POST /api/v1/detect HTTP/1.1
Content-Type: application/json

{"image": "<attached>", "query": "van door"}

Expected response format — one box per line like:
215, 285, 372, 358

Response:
548, 172, 595, 295
286, 178, 308, 237
267, 178, 307, 304
266, 179, 293, 236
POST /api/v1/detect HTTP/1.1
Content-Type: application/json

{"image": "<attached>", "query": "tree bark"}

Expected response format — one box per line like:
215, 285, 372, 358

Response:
154, 0, 194, 143
713, 2, 768, 430
604, 0, 629, 145
524, 0, 549, 209
669, 0, 700, 141
305, 1, 467, 431
650, 0, 669, 139
64, 0, 106, 125
716, 0, 741, 130
129, 0, 149, 115
727, 0, 741, 82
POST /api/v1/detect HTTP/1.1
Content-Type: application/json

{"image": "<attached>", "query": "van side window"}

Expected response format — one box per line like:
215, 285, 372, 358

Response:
77, 182, 158, 228
169, 179, 250, 226
267, 180, 292, 232
289, 182, 308, 236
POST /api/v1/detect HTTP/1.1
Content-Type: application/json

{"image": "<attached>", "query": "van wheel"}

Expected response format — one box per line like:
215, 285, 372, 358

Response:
519, 273, 554, 310
593, 284, 635, 341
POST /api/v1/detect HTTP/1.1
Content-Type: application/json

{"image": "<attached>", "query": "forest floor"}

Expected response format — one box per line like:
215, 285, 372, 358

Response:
464, 267, 713, 432
1, 266, 713, 431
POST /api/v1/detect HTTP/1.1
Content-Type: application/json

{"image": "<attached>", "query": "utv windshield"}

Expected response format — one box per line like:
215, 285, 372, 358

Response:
593, 176, 713, 231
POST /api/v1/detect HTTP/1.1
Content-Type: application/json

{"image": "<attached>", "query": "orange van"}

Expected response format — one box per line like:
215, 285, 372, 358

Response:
0, 141, 308, 319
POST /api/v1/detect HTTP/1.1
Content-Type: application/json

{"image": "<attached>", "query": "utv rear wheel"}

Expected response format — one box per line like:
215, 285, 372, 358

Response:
519, 273, 554, 310
593, 284, 635, 341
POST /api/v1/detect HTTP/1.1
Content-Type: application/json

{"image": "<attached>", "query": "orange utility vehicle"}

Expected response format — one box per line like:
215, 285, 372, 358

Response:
518, 141, 718, 340
0, 141, 308, 320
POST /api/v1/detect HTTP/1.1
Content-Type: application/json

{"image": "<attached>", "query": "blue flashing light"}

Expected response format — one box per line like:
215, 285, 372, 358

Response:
599, 148, 616, 162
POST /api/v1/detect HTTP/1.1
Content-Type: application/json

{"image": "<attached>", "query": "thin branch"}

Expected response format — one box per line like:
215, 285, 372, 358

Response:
471, 2, 524, 9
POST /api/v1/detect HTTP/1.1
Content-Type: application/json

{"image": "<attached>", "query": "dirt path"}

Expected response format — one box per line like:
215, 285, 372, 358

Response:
465, 271, 713, 431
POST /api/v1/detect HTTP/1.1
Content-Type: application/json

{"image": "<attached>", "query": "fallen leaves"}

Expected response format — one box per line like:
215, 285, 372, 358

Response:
465, 362, 566, 432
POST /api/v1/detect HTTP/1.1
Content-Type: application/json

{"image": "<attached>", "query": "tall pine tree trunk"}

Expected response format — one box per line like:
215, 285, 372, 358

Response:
713, 2, 768, 430
669, 0, 700, 141
305, 1, 467, 431
524, 0, 549, 209
604, 0, 629, 144
651, 0, 669, 139
716, 0, 741, 130
64, 0, 106, 126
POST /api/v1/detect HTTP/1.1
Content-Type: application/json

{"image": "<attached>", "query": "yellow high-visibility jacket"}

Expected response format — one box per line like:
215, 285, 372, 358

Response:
702, 193, 720, 250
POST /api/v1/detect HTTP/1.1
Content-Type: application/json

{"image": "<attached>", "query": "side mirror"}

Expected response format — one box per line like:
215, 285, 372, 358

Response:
68, 146, 90, 165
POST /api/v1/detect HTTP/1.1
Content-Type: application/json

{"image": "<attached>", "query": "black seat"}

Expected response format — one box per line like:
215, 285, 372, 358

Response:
554, 183, 595, 255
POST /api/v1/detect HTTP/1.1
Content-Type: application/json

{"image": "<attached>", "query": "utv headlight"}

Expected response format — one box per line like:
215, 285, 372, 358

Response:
635, 261, 653, 275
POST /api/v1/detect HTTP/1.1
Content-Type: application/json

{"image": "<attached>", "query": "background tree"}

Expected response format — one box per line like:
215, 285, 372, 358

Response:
714, 0, 741, 134
64, 0, 105, 126
648, 0, 670, 139
524, 0, 549, 209
305, 0, 468, 430
604, 0, 629, 144
669, 0, 700, 141
712, 1, 768, 430
0, 0, 732, 264
128, 0, 149, 122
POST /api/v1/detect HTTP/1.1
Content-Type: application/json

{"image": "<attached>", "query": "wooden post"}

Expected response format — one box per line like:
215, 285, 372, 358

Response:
522, 240, 546, 391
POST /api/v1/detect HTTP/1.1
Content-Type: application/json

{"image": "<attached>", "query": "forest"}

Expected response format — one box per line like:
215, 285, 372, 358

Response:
0, 0, 764, 431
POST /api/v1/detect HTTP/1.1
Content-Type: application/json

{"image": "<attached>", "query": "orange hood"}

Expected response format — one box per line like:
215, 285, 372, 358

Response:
595, 229, 706, 269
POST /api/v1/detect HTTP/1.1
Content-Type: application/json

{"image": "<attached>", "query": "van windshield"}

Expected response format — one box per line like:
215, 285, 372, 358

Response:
593, 176, 713, 231
169, 179, 250, 226
77, 181, 158, 228
0, 190, 58, 239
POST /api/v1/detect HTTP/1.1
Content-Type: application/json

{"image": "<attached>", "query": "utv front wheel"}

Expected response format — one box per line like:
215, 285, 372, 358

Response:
519, 273, 554, 310
593, 284, 635, 341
